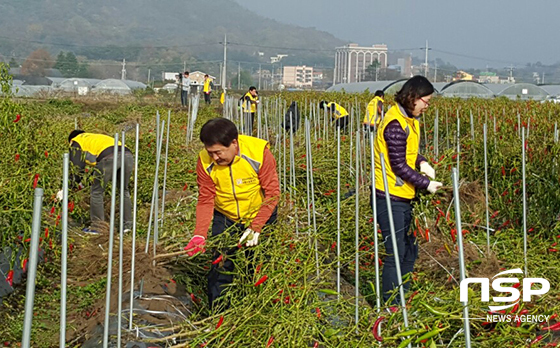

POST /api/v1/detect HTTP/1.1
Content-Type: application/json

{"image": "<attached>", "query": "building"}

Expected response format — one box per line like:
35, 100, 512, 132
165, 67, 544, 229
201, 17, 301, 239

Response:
282, 66, 313, 88
333, 43, 388, 84
478, 72, 500, 84
453, 70, 474, 81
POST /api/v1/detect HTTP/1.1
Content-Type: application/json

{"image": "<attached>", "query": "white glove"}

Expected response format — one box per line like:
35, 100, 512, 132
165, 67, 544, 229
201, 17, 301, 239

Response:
427, 181, 443, 194
420, 162, 435, 179
239, 228, 260, 247
56, 189, 64, 202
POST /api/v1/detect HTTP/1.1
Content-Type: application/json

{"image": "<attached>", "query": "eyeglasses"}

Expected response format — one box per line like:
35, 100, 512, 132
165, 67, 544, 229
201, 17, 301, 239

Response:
419, 97, 430, 106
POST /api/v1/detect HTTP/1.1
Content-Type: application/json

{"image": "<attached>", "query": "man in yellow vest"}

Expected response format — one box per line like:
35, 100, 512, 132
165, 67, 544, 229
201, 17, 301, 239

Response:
60, 130, 134, 234
319, 101, 349, 129
203, 74, 213, 105
363, 90, 385, 132
240, 86, 259, 133
184, 118, 280, 311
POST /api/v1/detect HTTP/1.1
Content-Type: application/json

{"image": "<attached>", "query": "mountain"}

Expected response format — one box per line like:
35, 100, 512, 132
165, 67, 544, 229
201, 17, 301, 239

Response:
0, 0, 345, 79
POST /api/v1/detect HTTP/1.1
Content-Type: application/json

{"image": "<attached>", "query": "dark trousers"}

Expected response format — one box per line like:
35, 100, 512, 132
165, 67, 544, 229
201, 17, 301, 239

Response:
204, 92, 211, 104
334, 116, 349, 130
91, 152, 134, 229
181, 90, 188, 106
376, 197, 417, 305
208, 209, 277, 312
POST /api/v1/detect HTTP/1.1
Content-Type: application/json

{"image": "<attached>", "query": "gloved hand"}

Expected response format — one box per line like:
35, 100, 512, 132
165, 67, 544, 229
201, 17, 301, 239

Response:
427, 181, 443, 194
419, 161, 435, 179
77, 182, 85, 190
56, 189, 64, 202
184, 235, 206, 256
239, 228, 260, 247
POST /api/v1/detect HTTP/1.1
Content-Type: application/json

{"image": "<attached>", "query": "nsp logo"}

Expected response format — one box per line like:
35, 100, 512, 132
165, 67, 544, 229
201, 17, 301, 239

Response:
460, 268, 550, 311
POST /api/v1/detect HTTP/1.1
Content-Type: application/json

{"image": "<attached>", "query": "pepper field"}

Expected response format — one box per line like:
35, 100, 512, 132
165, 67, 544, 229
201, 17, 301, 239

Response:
1, 65, 560, 347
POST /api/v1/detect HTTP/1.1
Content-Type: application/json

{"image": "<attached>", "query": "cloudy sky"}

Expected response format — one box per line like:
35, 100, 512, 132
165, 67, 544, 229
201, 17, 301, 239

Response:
234, 0, 558, 69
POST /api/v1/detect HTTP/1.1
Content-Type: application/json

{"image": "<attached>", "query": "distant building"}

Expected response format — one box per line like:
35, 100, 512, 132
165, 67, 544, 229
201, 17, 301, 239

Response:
453, 70, 474, 81
162, 72, 181, 81
282, 66, 313, 88
270, 54, 289, 63
478, 72, 500, 84
397, 57, 412, 77
333, 43, 388, 84
189, 71, 216, 85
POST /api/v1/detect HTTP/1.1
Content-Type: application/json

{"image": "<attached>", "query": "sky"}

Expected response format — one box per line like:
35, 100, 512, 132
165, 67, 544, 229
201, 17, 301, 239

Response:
234, 0, 559, 69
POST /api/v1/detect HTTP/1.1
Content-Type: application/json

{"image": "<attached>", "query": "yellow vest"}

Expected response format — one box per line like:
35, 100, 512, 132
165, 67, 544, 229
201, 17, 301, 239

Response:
199, 135, 268, 223
374, 104, 420, 199
242, 92, 258, 113
203, 79, 212, 93
327, 102, 349, 119
71, 133, 122, 166
363, 96, 384, 126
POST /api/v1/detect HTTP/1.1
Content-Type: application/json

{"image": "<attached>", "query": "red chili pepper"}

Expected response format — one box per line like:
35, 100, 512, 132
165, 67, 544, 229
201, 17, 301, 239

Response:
501, 166, 506, 176
541, 322, 560, 331
215, 315, 224, 329
256, 264, 262, 274
510, 167, 517, 174
68, 201, 74, 213
44, 227, 49, 239
50, 206, 55, 217
44, 151, 48, 158
33, 174, 39, 189
510, 302, 519, 314
14, 154, 20, 162
266, 336, 274, 348
254, 275, 268, 287
212, 255, 223, 265
6, 270, 14, 287
407, 291, 419, 305
501, 190, 509, 197
513, 282, 521, 289
528, 227, 534, 233
548, 249, 558, 252
13, 114, 21, 123
182, 182, 188, 191
425, 228, 430, 241
313, 342, 319, 348
190, 293, 199, 304
331, 242, 336, 251
316, 307, 321, 318
450, 229, 457, 243
491, 210, 499, 219
372, 316, 385, 342
22, 259, 28, 272
283, 296, 290, 304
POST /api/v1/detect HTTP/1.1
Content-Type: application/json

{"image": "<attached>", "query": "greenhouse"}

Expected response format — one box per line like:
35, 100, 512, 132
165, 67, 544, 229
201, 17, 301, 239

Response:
93, 79, 147, 95
439, 80, 494, 99
496, 83, 549, 100
58, 78, 101, 93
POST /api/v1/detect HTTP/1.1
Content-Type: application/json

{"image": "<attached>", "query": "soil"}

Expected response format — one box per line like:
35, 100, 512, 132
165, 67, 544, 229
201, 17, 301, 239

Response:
64, 225, 192, 346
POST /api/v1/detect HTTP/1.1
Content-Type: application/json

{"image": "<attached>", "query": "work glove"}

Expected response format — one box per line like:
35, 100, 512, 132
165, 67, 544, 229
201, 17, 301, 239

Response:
419, 162, 435, 179
427, 181, 443, 194
56, 189, 64, 202
239, 228, 260, 247
184, 235, 206, 256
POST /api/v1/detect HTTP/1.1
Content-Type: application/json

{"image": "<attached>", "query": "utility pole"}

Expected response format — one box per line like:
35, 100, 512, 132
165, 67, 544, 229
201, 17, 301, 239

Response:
183, 61, 186, 73
147, 69, 151, 85
542, 72, 545, 84
424, 40, 431, 78
258, 64, 262, 90
237, 62, 241, 89
434, 61, 437, 83
222, 34, 227, 90
219, 62, 223, 87
121, 59, 126, 80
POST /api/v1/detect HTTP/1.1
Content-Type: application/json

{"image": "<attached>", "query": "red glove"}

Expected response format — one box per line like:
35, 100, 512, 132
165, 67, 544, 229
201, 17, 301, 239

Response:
184, 235, 206, 256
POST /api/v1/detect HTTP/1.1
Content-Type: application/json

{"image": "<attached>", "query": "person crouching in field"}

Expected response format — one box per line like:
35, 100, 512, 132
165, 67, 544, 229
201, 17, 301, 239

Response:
319, 100, 349, 130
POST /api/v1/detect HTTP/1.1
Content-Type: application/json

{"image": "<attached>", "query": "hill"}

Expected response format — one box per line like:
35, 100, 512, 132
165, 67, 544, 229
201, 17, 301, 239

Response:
0, 0, 345, 79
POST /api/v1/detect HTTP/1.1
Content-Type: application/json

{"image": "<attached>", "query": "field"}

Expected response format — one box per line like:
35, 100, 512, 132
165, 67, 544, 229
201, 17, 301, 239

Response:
1, 67, 560, 347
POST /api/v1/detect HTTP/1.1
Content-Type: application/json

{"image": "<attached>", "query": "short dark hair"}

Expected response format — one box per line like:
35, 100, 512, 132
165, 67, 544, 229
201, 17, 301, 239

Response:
249, 86, 257, 91
200, 118, 238, 147
68, 129, 85, 143
204, 74, 209, 78
395, 76, 434, 115
184, 71, 189, 75
374, 90, 384, 97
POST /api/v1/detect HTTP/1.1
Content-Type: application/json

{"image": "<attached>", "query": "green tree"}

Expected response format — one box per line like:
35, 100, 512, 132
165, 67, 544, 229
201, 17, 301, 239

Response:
364, 60, 381, 81
55, 51, 84, 77
232, 70, 253, 90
